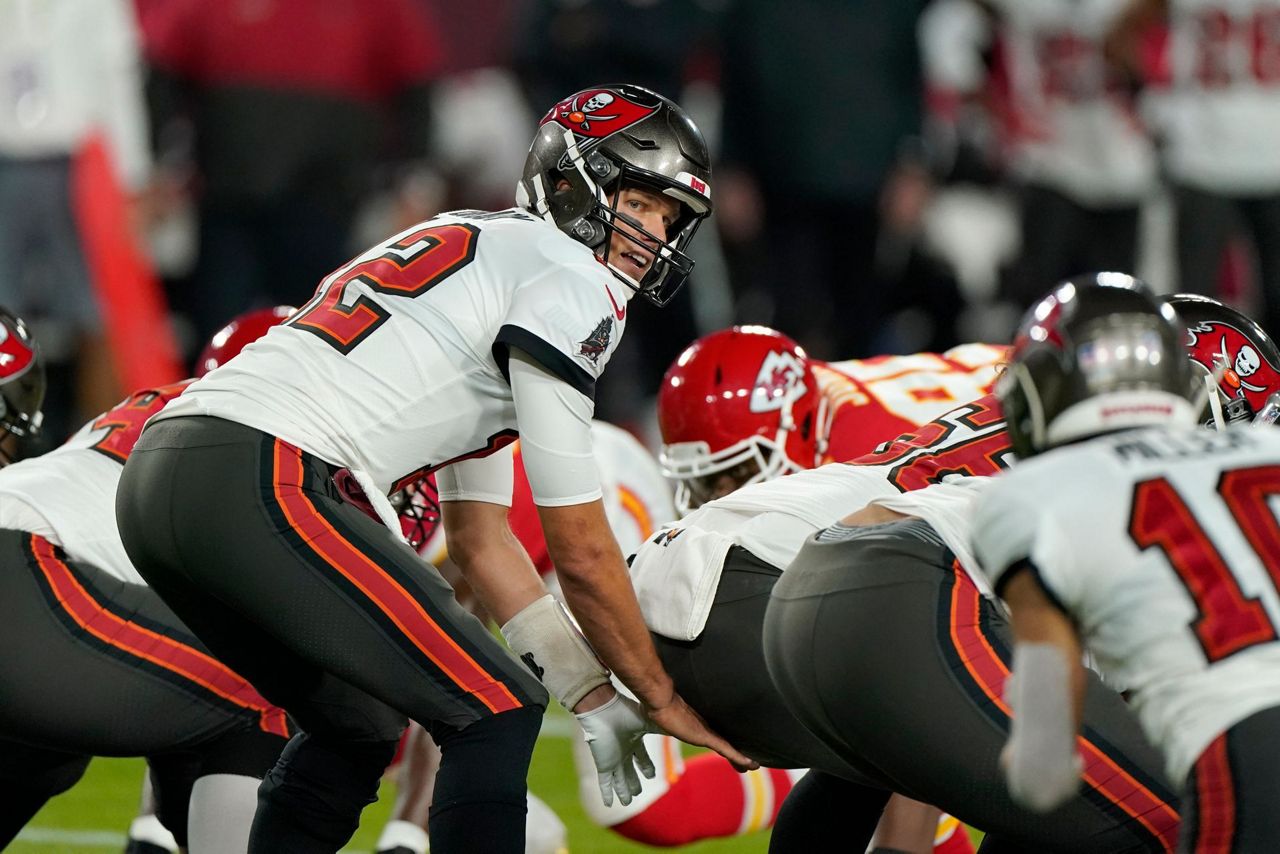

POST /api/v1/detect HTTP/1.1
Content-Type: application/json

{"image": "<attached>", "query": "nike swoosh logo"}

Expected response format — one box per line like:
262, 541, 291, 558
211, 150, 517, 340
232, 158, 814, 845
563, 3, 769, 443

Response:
605, 285, 626, 321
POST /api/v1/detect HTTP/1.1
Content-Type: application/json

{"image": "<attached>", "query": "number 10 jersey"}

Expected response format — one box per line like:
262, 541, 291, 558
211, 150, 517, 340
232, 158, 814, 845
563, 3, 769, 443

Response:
974, 424, 1280, 784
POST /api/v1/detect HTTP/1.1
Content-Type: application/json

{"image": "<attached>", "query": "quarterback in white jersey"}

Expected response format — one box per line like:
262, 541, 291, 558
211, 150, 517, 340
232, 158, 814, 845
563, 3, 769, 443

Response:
116, 85, 753, 854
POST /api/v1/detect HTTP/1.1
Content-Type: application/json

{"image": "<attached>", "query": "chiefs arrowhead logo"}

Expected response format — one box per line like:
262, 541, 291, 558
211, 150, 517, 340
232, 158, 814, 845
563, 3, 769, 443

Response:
579, 316, 613, 365
749, 350, 808, 414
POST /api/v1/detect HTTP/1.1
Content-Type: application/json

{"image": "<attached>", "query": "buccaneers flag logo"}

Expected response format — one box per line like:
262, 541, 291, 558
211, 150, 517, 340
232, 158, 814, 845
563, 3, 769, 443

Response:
541, 88, 659, 141
578, 316, 613, 365
1185, 320, 1280, 411
0, 321, 35, 381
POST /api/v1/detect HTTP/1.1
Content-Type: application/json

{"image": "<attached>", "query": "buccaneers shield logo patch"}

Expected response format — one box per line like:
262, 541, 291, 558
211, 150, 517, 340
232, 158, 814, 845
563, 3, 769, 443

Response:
579, 316, 613, 365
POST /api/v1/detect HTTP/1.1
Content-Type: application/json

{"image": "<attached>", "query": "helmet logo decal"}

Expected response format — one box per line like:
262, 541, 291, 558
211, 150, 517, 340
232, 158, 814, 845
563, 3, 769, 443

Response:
542, 88, 659, 140
0, 322, 34, 379
1187, 320, 1280, 398
578, 316, 614, 365
749, 350, 808, 414
1234, 342, 1261, 382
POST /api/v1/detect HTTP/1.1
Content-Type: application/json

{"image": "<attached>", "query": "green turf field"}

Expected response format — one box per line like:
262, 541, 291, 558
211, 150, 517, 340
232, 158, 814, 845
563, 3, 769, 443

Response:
11, 712, 770, 854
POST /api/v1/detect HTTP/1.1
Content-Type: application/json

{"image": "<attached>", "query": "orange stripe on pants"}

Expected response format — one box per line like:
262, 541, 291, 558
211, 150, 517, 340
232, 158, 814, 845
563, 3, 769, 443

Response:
30, 535, 288, 736
1193, 734, 1236, 854
271, 440, 522, 715
947, 564, 1178, 852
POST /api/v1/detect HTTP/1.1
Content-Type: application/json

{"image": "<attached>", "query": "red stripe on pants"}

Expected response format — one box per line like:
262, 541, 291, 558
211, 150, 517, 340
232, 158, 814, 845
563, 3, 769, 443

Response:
1193, 734, 1236, 854
947, 563, 1178, 851
271, 440, 522, 714
30, 535, 288, 736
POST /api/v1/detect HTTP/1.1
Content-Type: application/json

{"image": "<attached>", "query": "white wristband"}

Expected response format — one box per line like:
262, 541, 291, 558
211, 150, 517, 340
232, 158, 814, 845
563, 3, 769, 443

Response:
501, 594, 610, 709
1004, 642, 1083, 812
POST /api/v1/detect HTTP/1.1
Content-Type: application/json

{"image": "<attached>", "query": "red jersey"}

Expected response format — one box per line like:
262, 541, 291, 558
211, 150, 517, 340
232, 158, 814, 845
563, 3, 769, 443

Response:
816, 343, 1007, 463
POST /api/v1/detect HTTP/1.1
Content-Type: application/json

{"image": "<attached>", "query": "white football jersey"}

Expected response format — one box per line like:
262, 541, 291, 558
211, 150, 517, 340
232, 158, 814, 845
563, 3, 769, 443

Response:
631, 397, 1013, 640
0, 381, 191, 584
974, 424, 1280, 784
1163, 0, 1280, 191
591, 421, 676, 557
156, 209, 628, 495
417, 420, 674, 570
988, 0, 1157, 204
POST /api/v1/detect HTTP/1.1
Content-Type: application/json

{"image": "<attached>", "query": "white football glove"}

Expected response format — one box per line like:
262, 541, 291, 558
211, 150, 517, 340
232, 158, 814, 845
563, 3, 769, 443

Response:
575, 694, 657, 807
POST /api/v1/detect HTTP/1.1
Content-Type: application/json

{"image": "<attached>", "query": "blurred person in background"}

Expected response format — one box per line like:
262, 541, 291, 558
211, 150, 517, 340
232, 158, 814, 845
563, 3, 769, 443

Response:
512, 0, 725, 430
715, 0, 932, 360
0, 0, 150, 449
920, 0, 1159, 323
136, 0, 446, 350
1110, 0, 1280, 336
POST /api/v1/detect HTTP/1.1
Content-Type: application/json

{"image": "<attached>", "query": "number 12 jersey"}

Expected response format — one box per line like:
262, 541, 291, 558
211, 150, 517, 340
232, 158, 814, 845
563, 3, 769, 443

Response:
156, 210, 629, 495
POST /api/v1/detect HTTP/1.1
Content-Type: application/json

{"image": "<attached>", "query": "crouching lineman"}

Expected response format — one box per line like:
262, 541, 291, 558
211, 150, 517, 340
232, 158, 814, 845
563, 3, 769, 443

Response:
973, 280, 1280, 851
656, 325, 1005, 853
635, 295, 1180, 852
0, 307, 293, 852
117, 84, 752, 854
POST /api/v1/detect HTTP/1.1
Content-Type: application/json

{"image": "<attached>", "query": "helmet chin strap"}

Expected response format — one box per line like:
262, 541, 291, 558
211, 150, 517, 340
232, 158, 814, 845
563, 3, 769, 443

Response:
1011, 362, 1047, 451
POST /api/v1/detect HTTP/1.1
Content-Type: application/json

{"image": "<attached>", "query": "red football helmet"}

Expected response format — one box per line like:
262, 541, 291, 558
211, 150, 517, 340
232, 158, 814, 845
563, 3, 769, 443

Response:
394, 473, 442, 552
658, 326, 826, 514
0, 307, 44, 460
1168, 294, 1280, 427
196, 306, 296, 378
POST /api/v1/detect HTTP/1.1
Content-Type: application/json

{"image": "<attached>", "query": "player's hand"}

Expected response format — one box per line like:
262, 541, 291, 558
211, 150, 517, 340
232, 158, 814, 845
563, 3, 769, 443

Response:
575, 693, 656, 807
646, 693, 759, 773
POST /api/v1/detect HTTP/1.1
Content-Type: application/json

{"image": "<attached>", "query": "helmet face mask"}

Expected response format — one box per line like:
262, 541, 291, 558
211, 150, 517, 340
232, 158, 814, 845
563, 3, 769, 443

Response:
1167, 294, 1280, 429
658, 326, 823, 515
517, 84, 712, 307
0, 308, 45, 459
391, 474, 441, 551
1002, 274, 1198, 458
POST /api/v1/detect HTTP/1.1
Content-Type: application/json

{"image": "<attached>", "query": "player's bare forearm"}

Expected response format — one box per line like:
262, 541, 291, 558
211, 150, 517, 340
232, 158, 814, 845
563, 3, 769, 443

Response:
441, 500, 548, 625
1002, 568, 1087, 729
539, 500, 675, 710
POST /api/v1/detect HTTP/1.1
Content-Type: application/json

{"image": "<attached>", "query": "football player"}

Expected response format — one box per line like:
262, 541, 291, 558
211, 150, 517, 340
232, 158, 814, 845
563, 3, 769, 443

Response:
115, 84, 752, 854
0, 307, 293, 853
657, 325, 1006, 514
1170, 293, 1280, 429
657, 325, 1005, 852
973, 279, 1280, 851
634, 301, 1180, 851
373, 421, 673, 854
